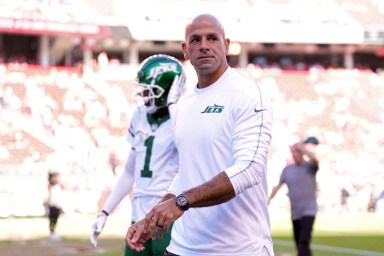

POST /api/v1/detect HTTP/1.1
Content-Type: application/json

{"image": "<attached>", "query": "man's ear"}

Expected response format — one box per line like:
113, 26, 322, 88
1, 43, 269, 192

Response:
181, 42, 189, 60
224, 38, 230, 55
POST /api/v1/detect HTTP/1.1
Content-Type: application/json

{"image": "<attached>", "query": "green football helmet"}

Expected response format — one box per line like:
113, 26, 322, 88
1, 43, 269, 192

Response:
135, 54, 185, 113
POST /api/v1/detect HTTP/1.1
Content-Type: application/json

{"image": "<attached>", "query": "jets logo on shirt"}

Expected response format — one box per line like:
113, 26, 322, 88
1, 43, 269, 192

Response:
201, 104, 224, 113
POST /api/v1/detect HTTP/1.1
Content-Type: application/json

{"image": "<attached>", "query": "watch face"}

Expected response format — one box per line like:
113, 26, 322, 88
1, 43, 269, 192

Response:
176, 194, 189, 210
177, 195, 188, 206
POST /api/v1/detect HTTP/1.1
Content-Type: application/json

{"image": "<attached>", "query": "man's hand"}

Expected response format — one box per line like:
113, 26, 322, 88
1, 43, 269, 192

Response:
144, 198, 184, 240
167, 73, 186, 106
125, 219, 152, 251
90, 211, 108, 248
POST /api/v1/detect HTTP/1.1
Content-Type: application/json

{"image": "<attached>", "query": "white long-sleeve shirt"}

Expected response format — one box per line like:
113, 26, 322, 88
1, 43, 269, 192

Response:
168, 67, 274, 256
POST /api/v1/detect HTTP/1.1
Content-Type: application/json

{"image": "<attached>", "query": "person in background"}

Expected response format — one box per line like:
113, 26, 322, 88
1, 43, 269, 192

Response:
268, 136, 320, 256
90, 54, 186, 256
47, 171, 63, 241
125, 13, 274, 256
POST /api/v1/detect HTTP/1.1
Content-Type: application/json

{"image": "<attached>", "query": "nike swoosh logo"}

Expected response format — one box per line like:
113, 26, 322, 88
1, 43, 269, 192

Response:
254, 108, 266, 113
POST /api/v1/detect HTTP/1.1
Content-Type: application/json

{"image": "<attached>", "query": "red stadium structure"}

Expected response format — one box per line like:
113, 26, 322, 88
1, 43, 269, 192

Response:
0, 0, 383, 70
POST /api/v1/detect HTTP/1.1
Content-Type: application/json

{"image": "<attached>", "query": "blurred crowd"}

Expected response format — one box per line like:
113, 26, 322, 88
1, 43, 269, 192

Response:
0, 60, 383, 218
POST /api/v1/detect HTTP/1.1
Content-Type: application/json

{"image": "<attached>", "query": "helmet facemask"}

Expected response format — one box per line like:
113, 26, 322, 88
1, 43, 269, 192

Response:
135, 77, 166, 114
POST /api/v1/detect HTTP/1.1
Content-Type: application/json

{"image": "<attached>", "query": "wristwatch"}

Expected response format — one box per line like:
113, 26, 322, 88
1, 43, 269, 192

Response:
175, 194, 190, 211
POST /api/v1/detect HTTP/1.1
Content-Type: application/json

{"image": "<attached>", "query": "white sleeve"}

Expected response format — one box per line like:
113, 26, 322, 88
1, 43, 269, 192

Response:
225, 83, 273, 195
167, 172, 181, 195
102, 150, 136, 214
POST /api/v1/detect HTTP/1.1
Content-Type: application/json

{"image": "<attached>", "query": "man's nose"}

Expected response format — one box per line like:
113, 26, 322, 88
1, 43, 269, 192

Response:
200, 38, 209, 49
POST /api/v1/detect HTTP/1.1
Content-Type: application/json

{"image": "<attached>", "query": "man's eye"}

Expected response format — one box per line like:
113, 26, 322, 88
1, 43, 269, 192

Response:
190, 38, 199, 43
208, 36, 217, 41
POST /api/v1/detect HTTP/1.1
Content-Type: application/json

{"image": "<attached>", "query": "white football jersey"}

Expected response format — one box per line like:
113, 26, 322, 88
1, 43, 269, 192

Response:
128, 106, 178, 221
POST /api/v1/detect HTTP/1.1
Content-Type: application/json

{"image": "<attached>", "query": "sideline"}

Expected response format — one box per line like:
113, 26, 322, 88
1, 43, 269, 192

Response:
274, 239, 384, 256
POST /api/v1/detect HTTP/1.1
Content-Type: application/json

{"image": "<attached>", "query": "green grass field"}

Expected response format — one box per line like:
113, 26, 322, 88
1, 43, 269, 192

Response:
1, 211, 383, 256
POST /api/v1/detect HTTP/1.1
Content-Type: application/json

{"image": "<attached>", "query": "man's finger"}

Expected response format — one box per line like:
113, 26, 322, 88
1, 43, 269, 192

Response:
162, 220, 170, 233
143, 213, 153, 233
126, 227, 134, 242
156, 224, 164, 239
130, 228, 142, 243
126, 229, 146, 252
149, 216, 161, 240
149, 223, 157, 240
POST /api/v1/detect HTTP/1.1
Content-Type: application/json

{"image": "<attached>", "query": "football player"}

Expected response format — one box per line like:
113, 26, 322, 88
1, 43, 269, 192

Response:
90, 54, 186, 256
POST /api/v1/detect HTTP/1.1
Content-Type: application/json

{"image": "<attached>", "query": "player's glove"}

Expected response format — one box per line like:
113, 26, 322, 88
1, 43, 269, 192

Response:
90, 211, 108, 248
167, 72, 186, 106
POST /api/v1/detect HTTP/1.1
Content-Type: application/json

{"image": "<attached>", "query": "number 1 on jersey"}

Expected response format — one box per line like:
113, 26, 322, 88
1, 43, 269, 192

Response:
141, 136, 154, 178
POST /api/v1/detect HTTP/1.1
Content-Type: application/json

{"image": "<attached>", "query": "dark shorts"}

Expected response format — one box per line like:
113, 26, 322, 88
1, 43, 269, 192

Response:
48, 206, 61, 219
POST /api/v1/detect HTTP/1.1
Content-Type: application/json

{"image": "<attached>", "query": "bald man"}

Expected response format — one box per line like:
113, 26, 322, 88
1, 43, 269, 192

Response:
126, 14, 275, 256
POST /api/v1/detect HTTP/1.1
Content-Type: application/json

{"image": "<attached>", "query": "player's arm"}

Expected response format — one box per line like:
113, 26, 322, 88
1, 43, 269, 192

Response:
297, 142, 319, 170
102, 149, 136, 213
224, 83, 273, 195
179, 171, 235, 207
90, 149, 136, 248
268, 183, 283, 204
